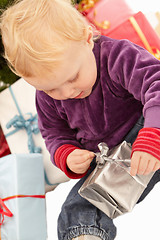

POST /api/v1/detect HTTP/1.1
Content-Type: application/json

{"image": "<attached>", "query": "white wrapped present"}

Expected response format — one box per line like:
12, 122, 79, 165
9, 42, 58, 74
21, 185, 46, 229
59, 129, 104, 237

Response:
0, 153, 47, 240
0, 78, 70, 192
145, 12, 160, 37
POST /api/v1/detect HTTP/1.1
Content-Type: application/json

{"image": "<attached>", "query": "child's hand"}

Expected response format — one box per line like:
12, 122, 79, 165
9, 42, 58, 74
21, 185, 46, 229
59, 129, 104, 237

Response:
130, 151, 160, 176
66, 149, 95, 174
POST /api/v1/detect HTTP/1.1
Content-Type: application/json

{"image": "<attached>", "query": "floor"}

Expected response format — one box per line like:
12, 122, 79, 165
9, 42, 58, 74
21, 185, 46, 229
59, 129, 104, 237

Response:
46, 180, 160, 240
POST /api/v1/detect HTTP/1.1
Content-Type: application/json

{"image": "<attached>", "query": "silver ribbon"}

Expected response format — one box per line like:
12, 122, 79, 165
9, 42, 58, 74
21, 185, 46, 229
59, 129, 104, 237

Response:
95, 142, 151, 187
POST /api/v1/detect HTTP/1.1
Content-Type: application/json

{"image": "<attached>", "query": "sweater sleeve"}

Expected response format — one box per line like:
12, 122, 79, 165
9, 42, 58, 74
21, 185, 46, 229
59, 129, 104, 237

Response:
106, 39, 160, 129
36, 90, 82, 167
131, 127, 160, 161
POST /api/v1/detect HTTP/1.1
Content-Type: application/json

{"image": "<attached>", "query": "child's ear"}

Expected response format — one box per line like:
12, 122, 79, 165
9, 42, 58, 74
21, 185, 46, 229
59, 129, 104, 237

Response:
86, 26, 94, 49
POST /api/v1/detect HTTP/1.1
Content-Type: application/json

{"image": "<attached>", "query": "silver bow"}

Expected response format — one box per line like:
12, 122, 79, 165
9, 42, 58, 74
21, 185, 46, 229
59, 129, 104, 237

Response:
95, 142, 131, 168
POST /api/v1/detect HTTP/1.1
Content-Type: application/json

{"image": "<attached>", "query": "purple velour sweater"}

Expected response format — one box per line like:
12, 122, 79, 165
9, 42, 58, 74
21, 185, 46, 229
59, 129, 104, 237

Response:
36, 36, 160, 167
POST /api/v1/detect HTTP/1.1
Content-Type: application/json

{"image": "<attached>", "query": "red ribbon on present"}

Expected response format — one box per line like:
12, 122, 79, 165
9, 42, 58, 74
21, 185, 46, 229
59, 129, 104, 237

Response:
0, 194, 45, 225
0, 198, 13, 226
0, 127, 11, 158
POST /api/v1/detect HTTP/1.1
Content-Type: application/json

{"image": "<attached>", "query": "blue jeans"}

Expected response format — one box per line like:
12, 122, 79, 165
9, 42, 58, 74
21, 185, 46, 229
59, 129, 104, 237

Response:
58, 116, 160, 240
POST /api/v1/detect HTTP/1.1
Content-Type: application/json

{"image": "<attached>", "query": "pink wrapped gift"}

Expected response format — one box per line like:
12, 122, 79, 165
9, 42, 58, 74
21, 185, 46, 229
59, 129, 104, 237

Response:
107, 12, 160, 59
78, 0, 134, 35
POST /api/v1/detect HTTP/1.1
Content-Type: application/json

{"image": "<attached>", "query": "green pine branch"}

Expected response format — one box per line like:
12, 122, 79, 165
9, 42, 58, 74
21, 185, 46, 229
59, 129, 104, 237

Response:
0, 0, 19, 91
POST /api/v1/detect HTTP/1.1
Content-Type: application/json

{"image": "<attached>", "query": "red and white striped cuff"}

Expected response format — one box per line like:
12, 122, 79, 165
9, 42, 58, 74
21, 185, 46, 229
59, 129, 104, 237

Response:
131, 127, 160, 161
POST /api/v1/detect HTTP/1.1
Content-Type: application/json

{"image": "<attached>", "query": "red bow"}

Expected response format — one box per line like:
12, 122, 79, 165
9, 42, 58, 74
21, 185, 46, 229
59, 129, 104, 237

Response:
0, 198, 13, 225
0, 194, 45, 225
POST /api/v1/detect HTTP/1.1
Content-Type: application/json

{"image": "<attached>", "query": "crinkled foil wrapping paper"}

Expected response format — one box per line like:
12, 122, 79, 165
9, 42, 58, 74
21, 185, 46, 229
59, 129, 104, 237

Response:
79, 141, 153, 219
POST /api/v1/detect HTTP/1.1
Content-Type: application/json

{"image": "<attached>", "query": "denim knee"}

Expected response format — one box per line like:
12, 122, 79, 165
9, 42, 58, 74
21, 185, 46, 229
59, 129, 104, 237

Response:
58, 170, 117, 240
58, 198, 117, 240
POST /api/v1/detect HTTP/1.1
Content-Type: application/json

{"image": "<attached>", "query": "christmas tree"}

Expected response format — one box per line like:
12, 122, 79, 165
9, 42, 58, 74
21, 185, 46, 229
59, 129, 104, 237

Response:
0, 0, 19, 91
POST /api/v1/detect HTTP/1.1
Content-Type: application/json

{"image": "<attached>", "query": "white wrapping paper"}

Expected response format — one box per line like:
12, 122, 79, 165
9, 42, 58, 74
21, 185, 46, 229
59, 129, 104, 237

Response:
0, 78, 69, 192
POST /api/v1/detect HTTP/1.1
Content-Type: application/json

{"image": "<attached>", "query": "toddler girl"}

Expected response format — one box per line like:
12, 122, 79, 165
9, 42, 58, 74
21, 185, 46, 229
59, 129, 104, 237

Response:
1, 0, 160, 239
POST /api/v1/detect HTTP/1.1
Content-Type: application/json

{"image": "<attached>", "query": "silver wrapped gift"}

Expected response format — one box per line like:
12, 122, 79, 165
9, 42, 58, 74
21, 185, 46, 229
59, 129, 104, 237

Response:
79, 141, 154, 219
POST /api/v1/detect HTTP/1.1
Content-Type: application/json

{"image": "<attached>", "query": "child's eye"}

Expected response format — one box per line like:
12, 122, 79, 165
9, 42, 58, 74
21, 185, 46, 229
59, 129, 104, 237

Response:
69, 73, 79, 83
69, 79, 76, 83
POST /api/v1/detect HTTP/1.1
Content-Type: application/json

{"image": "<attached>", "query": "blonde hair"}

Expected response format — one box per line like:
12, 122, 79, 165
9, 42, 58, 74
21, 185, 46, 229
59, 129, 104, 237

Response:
0, 0, 91, 77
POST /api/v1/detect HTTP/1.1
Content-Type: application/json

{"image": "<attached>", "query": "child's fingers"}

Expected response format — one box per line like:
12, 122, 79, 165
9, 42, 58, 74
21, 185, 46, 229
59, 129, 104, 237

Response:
143, 160, 156, 175
130, 152, 144, 176
131, 151, 160, 176
153, 162, 160, 172
137, 157, 148, 175
71, 157, 93, 174
67, 150, 95, 174
79, 158, 93, 169
144, 160, 160, 175
130, 153, 140, 176
77, 152, 95, 163
72, 150, 95, 161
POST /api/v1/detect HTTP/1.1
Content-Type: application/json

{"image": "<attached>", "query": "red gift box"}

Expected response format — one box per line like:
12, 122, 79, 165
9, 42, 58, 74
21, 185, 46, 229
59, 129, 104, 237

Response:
81, 0, 134, 35
107, 11, 160, 59
0, 126, 11, 158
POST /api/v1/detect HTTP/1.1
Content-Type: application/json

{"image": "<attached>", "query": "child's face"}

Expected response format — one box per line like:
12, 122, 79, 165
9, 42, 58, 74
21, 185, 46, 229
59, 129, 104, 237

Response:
24, 40, 97, 100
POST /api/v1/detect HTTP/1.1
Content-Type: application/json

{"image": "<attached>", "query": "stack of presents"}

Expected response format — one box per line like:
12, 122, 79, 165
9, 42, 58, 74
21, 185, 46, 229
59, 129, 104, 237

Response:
77, 0, 160, 57
0, 0, 160, 239
0, 79, 70, 239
